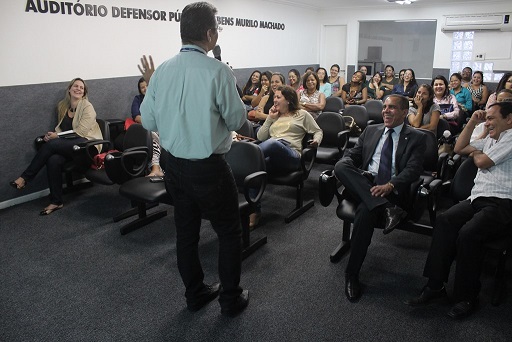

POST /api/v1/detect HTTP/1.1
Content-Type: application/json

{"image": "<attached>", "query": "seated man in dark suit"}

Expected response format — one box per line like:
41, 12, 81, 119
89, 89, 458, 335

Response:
334, 94, 426, 302
406, 102, 512, 319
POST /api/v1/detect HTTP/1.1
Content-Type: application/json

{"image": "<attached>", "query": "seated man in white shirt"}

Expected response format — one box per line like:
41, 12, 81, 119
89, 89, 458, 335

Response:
406, 101, 512, 319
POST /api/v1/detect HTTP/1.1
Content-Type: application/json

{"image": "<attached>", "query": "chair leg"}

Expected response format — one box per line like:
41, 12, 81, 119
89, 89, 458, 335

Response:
491, 249, 508, 306
284, 182, 314, 223
330, 220, 351, 263
240, 207, 267, 260
119, 202, 167, 235
113, 201, 159, 222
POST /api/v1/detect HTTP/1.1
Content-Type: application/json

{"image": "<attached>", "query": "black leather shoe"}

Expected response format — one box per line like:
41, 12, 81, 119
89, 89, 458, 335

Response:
405, 286, 447, 306
345, 274, 362, 302
221, 290, 249, 317
187, 282, 221, 312
319, 170, 336, 207
383, 206, 407, 234
447, 299, 478, 319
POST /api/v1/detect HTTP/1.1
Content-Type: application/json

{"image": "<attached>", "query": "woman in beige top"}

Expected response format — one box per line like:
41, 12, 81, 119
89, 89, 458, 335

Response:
10, 78, 102, 215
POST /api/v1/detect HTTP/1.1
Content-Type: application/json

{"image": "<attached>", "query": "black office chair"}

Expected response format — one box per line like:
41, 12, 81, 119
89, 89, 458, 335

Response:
364, 99, 383, 125
342, 105, 369, 147
267, 137, 317, 223
34, 118, 110, 191
225, 141, 268, 259
324, 96, 344, 113
450, 157, 511, 306
74, 123, 152, 186
315, 112, 349, 166
318, 169, 426, 263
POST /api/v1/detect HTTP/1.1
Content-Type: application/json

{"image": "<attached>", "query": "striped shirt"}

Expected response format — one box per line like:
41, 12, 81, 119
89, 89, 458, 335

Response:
470, 128, 512, 201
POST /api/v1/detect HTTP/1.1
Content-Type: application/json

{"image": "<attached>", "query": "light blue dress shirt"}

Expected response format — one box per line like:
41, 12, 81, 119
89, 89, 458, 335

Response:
368, 123, 404, 177
141, 44, 246, 159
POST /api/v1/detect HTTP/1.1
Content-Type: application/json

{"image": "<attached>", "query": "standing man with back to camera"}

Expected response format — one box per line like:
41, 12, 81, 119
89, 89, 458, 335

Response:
138, 2, 249, 317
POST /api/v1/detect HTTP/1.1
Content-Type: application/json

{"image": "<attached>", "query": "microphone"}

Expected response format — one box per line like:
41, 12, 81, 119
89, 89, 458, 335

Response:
443, 130, 451, 139
213, 45, 221, 61
439, 130, 456, 145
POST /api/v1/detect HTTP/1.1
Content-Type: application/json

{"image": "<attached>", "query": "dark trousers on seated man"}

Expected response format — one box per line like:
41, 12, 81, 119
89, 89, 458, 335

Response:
335, 162, 406, 275
423, 197, 512, 302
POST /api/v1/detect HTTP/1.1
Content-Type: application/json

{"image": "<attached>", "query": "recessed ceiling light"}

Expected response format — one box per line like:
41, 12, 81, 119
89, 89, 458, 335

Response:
387, 0, 417, 4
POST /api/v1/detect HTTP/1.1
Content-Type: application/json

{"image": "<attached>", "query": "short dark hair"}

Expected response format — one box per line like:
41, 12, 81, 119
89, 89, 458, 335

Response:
302, 71, 320, 90
387, 94, 409, 110
385, 65, 394, 72
276, 85, 300, 113
489, 101, 512, 119
330, 64, 340, 72
180, 2, 217, 44
450, 72, 462, 82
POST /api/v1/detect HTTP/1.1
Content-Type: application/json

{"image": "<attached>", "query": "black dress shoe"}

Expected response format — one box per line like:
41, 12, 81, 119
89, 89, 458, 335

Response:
319, 170, 336, 207
221, 290, 249, 317
447, 299, 478, 319
187, 282, 221, 312
345, 274, 362, 302
405, 286, 447, 306
383, 206, 407, 234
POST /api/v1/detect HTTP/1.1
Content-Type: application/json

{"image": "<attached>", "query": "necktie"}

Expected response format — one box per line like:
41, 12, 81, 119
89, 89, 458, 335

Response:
375, 129, 394, 185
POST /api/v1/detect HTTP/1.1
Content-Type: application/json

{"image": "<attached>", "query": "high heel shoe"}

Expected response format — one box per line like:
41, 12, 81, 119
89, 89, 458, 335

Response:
39, 204, 63, 216
9, 179, 26, 190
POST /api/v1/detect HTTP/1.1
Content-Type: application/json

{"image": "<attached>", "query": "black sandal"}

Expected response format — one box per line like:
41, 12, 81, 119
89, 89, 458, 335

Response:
9, 179, 26, 190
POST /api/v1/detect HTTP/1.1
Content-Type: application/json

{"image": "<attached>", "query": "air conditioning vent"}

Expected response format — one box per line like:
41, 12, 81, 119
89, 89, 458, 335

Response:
442, 13, 512, 32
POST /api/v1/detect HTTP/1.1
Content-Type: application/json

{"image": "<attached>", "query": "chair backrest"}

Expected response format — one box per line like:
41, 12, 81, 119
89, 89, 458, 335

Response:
324, 96, 344, 113
416, 128, 439, 173
450, 157, 477, 202
316, 112, 345, 147
364, 100, 383, 124
225, 141, 266, 190
342, 105, 369, 131
236, 119, 255, 139
96, 119, 110, 152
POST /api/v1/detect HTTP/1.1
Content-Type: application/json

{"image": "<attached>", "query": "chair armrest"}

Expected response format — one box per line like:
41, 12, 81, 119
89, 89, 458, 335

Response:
301, 146, 317, 174
243, 171, 267, 204
72, 139, 111, 168
336, 129, 350, 153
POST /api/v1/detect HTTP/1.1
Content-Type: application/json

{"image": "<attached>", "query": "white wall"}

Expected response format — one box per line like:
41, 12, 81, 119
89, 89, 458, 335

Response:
319, 1, 512, 73
0, 0, 321, 87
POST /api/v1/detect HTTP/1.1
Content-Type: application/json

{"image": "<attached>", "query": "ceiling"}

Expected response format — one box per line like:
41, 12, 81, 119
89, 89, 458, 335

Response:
266, 0, 497, 10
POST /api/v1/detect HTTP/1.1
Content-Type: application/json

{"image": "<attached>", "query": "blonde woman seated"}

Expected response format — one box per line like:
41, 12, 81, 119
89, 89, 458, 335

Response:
257, 85, 323, 175
298, 71, 326, 120
10, 78, 102, 215
408, 84, 441, 134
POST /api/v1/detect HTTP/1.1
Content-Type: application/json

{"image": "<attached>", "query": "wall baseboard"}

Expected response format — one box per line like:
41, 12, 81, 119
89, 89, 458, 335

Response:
0, 179, 90, 210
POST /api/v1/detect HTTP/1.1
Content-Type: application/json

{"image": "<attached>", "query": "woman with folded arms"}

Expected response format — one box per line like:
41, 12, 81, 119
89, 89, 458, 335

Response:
316, 67, 332, 97
449, 73, 473, 114
299, 71, 326, 119
466, 71, 489, 110
408, 84, 441, 134
341, 71, 368, 106
10, 78, 102, 215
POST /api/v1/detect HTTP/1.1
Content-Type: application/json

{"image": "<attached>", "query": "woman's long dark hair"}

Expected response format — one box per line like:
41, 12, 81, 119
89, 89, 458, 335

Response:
242, 70, 261, 95
412, 84, 434, 112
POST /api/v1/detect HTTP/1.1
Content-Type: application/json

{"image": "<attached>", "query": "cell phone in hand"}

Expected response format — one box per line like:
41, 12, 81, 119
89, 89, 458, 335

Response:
149, 176, 164, 183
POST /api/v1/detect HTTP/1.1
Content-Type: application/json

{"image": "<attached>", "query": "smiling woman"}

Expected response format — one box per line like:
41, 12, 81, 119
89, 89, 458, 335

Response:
9, 78, 103, 215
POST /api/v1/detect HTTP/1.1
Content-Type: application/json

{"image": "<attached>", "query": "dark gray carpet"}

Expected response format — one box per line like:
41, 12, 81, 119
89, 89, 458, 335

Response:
1, 165, 511, 341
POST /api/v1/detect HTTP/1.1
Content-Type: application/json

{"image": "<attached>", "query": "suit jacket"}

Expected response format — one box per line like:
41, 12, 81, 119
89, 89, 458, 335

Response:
341, 123, 426, 197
